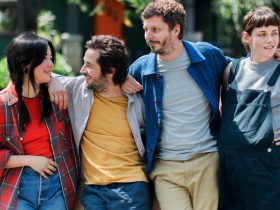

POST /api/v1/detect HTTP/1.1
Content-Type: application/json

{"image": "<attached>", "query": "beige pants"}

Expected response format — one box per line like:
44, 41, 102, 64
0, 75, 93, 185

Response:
150, 152, 218, 210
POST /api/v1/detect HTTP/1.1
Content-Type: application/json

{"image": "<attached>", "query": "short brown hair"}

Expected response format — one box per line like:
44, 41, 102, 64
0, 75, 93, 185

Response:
86, 35, 129, 85
242, 7, 280, 52
242, 6, 280, 35
141, 0, 186, 40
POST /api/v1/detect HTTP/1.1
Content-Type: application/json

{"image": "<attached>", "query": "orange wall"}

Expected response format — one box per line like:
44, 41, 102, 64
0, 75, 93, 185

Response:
94, 0, 124, 39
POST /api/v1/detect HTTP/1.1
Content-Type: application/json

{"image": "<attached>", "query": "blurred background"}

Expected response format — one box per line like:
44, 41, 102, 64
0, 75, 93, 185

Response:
0, 0, 279, 89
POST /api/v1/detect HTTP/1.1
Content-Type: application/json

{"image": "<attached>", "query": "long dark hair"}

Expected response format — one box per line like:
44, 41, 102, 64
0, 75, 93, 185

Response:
7, 32, 55, 130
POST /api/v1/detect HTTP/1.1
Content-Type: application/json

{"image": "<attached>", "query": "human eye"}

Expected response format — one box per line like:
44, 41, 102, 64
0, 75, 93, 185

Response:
256, 33, 264, 37
152, 27, 160, 33
272, 31, 279, 36
85, 62, 94, 70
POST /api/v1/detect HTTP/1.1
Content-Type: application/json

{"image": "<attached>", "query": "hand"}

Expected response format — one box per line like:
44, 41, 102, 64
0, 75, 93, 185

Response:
274, 130, 280, 146
48, 76, 68, 109
120, 75, 143, 94
274, 49, 280, 61
26, 156, 58, 179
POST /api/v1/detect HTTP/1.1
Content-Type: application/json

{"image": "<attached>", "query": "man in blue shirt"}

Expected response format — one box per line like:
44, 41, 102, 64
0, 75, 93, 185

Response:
122, 0, 229, 209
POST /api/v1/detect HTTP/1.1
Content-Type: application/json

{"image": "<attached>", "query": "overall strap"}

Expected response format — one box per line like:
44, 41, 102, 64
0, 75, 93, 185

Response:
267, 64, 280, 87
228, 58, 243, 84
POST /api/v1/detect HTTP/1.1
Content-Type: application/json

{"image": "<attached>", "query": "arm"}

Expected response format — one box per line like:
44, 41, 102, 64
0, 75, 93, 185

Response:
274, 49, 280, 60
48, 73, 77, 109
5, 155, 57, 179
274, 131, 280, 146
121, 75, 143, 94
220, 63, 232, 113
121, 61, 145, 94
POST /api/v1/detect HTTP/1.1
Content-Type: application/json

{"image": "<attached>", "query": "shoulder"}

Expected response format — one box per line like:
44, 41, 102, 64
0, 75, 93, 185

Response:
190, 41, 225, 56
132, 92, 143, 103
131, 54, 151, 66
129, 54, 152, 74
127, 93, 144, 106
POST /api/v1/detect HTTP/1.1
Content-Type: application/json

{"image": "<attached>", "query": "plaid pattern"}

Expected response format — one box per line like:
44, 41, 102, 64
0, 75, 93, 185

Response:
0, 82, 79, 210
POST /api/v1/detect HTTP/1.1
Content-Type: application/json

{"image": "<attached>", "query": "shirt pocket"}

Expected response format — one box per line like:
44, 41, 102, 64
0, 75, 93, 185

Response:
0, 135, 22, 154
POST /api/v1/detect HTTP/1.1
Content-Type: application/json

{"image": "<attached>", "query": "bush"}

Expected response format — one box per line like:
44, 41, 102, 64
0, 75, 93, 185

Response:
0, 52, 74, 90
0, 58, 9, 90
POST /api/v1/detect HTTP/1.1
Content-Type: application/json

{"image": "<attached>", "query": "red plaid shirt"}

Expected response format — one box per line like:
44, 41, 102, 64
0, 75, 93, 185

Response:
0, 82, 79, 210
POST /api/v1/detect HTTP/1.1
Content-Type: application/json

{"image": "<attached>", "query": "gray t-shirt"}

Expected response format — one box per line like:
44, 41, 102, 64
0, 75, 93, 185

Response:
156, 49, 216, 161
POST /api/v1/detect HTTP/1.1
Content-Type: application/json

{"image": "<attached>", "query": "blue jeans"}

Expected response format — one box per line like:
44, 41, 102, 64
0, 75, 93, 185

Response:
17, 167, 66, 210
81, 182, 151, 210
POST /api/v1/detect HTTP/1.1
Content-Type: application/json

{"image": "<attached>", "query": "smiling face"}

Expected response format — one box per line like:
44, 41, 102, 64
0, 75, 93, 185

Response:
243, 25, 279, 62
80, 48, 108, 92
33, 45, 54, 85
143, 16, 180, 55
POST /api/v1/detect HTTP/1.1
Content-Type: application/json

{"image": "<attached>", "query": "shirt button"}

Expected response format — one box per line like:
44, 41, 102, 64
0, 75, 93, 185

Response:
6, 137, 10, 141
267, 148, 272, 153
147, 148, 152, 153
155, 100, 160, 105
153, 124, 158, 128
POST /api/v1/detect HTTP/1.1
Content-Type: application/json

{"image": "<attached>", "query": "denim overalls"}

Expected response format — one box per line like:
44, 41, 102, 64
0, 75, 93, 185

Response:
218, 59, 280, 210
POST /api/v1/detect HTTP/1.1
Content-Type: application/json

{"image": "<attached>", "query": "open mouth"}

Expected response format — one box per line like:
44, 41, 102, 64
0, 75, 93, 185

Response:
264, 45, 274, 49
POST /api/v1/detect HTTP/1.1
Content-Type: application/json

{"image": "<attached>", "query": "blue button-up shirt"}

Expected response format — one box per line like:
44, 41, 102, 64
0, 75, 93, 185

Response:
129, 40, 229, 174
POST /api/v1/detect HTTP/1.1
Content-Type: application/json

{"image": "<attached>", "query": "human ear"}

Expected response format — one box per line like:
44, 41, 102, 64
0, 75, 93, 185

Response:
174, 24, 180, 37
242, 31, 250, 44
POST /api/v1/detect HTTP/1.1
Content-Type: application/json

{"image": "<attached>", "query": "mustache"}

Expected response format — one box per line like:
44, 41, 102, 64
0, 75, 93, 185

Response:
147, 40, 160, 45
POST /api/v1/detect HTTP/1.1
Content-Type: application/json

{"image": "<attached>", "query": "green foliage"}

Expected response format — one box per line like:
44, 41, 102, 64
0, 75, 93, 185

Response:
37, 10, 61, 49
0, 54, 74, 90
36, 10, 74, 76
212, 0, 280, 35
53, 53, 75, 76
211, 0, 280, 56
0, 58, 9, 90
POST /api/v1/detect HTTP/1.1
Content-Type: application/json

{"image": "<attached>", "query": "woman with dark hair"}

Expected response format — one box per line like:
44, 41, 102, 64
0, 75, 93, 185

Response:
219, 7, 280, 210
0, 32, 79, 210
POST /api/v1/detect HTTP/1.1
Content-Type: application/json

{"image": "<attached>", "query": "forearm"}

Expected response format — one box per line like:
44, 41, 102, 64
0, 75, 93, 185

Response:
5, 155, 31, 169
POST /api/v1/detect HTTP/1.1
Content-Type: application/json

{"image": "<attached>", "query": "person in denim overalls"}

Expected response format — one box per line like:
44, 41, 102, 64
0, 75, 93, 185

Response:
218, 7, 280, 210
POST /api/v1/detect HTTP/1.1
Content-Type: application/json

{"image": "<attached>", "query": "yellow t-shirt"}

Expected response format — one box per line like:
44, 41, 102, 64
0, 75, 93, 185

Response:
81, 93, 147, 185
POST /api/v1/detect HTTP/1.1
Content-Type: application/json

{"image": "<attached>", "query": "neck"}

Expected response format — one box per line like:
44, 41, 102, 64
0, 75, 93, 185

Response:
250, 55, 272, 63
98, 84, 124, 98
22, 74, 39, 98
158, 39, 184, 61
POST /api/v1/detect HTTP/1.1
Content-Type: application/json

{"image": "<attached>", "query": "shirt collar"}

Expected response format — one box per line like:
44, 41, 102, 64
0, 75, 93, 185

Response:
142, 40, 205, 75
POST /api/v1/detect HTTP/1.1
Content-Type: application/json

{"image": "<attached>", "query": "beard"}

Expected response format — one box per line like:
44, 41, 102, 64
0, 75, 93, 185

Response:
146, 36, 174, 55
86, 76, 108, 93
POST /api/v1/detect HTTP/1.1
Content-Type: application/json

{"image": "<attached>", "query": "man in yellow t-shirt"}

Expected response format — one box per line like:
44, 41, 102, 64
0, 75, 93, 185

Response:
53, 35, 151, 210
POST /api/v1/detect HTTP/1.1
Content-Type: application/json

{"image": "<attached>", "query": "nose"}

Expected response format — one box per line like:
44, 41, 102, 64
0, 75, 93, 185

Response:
80, 64, 86, 74
145, 30, 153, 40
266, 35, 273, 43
48, 59, 54, 68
